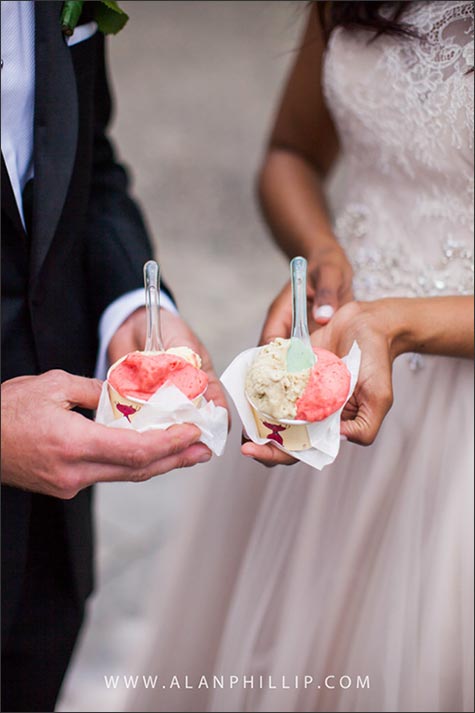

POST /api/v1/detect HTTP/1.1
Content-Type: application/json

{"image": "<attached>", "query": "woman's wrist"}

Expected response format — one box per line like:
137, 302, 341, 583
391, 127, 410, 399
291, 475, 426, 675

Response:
306, 233, 343, 264
362, 296, 474, 361
362, 298, 414, 360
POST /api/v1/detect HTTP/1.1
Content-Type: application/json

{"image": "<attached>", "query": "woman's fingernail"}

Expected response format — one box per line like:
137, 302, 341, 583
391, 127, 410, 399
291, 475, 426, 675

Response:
313, 304, 335, 321
340, 434, 348, 441
198, 451, 212, 463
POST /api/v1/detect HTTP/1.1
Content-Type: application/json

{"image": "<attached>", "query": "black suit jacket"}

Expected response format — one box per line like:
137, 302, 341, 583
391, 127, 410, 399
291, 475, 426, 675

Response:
1, 1, 170, 638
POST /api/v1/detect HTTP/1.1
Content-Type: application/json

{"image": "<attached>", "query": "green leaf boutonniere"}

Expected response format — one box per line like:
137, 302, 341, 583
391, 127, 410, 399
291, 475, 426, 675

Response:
61, 0, 129, 37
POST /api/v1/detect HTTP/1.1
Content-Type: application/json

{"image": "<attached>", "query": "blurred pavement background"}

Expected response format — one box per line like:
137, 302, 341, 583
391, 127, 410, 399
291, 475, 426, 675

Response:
58, 2, 305, 710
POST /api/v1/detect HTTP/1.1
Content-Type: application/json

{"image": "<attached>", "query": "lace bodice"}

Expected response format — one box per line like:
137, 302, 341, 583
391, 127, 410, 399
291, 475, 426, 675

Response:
324, 0, 474, 300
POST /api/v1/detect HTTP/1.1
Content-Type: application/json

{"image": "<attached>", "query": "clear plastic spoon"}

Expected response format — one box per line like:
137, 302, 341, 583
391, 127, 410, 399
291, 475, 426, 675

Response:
143, 259, 164, 352
286, 256, 316, 372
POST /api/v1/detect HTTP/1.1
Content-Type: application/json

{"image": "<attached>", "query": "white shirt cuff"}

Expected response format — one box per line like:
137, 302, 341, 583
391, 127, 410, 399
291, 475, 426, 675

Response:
94, 288, 178, 379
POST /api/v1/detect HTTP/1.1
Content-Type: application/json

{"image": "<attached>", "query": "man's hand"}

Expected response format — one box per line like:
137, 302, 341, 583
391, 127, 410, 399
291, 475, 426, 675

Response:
1, 370, 212, 499
108, 307, 229, 415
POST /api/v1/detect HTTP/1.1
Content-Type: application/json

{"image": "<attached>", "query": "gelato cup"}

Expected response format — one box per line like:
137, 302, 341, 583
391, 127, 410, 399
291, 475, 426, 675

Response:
107, 379, 205, 423
221, 341, 361, 470
107, 349, 208, 424
248, 400, 312, 451
244, 338, 353, 451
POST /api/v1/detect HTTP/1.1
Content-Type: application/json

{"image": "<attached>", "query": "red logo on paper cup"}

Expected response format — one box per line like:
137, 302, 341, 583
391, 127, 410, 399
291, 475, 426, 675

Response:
263, 421, 287, 445
116, 403, 138, 422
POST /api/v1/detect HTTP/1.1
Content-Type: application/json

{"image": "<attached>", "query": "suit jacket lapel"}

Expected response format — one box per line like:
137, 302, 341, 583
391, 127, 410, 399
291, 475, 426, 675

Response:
1, 156, 25, 238
30, 0, 78, 288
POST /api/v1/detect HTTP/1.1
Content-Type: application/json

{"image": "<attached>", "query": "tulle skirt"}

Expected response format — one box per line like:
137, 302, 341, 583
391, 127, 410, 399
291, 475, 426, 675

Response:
127, 353, 474, 712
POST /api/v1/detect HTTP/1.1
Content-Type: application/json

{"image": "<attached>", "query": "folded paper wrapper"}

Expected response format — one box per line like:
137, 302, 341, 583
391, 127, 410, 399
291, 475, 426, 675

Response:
220, 341, 361, 470
95, 381, 229, 457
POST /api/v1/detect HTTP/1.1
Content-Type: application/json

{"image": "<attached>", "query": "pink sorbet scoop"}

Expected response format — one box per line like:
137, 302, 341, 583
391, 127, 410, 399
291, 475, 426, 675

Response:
108, 351, 208, 401
295, 348, 351, 421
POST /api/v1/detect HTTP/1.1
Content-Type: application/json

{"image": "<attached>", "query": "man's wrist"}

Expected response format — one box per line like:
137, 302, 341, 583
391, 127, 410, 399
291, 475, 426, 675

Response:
96, 289, 178, 379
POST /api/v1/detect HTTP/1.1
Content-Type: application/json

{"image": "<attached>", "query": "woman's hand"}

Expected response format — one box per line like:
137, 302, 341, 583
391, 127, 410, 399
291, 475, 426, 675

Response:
311, 301, 396, 445
260, 241, 353, 345
312, 294, 474, 444
252, 294, 474, 457
243, 299, 395, 463
308, 242, 354, 324
243, 299, 393, 465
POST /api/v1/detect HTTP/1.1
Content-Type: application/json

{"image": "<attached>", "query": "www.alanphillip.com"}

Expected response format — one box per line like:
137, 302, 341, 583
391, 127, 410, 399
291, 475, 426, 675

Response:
103, 674, 370, 691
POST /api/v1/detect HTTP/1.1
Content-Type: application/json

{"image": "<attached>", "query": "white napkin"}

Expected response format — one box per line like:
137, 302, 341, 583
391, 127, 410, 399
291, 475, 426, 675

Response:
95, 381, 228, 456
221, 341, 361, 470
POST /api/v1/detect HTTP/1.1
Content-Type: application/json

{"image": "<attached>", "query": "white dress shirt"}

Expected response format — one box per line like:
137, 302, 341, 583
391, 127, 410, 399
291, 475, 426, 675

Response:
1, 1, 176, 379
1, 0, 35, 228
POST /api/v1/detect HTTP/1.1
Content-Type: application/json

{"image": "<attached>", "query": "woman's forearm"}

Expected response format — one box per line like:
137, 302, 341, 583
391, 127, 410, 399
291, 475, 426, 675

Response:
258, 148, 339, 260
373, 296, 474, 359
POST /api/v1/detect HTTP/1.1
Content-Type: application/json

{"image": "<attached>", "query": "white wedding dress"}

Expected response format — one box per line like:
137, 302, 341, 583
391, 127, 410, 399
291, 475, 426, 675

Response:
128, 3, 474, 711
